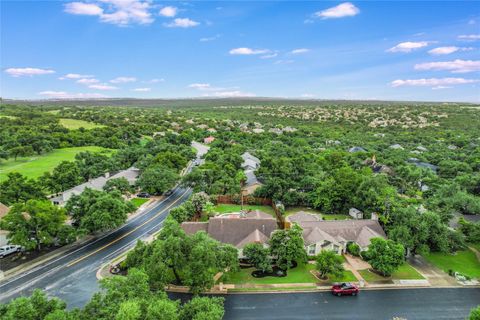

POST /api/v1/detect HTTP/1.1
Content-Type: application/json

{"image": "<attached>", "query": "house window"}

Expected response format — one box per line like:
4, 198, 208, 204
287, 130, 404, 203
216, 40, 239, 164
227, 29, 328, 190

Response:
308, 245, 316, 255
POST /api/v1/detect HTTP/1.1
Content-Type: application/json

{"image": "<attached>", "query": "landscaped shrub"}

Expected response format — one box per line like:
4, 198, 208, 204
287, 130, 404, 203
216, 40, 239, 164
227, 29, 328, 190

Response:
347, 243, 361, 257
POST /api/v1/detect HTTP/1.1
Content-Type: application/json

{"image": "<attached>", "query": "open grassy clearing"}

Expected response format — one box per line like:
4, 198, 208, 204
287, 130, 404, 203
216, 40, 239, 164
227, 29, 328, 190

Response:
214, 204, 276, 217
59, 118, 105, 130
359, 263, 426, 282
0, 146, 113, 181
130, 198, 149, 208
284, 206, 351, 220
222, 263, 317, 285
228, 286, 317, 292
423, 249, 480, 279
322, 214, 351, 221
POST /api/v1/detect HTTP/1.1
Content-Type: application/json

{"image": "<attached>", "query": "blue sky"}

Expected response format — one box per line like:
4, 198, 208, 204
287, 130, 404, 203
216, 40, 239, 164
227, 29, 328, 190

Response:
1, 1, 479, 102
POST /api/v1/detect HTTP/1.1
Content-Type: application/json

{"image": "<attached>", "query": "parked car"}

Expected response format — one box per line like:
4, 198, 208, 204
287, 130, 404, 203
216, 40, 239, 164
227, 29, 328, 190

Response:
137, 192, 151, 198
164, 190, 173, 196
331, 283, 359, 296
0, 245, 23, 258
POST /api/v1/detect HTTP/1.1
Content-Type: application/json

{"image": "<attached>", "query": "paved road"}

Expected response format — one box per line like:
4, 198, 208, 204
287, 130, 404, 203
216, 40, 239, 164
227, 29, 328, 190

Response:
0, 186, 192, 306
218, 288, 480, 320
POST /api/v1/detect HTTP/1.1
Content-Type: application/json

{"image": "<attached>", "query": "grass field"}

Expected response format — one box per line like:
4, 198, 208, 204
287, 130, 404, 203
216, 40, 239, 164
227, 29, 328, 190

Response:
283, 206, 350, 220
322, 214, 351, 221
59, 118, 105, 130
424, 249, 480, 279
130, 198, 149, 208
0, 146, 112, 181
359, 263, 425, 282
214, 204, 276, 217
328, 270, 358, 282
222, 263, 318, 285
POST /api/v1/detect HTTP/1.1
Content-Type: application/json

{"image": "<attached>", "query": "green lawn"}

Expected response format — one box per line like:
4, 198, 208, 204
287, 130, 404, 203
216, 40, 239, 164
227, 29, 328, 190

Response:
284, 206, 322, 217
0, 146, 113, 181
322, 214, 351, 221
359, 263, 425, 282
228, 286, 317, 292
222, 263, 317, 285
424, 249, 480, 279
328, 270, 358, 282
130, 198, 149, 208
59, 118, 105, 130
214, 204, 276, 217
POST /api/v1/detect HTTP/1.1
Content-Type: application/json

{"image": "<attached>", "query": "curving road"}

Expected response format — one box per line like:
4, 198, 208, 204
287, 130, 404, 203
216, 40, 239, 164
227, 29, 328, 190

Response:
0, 186, 192, 306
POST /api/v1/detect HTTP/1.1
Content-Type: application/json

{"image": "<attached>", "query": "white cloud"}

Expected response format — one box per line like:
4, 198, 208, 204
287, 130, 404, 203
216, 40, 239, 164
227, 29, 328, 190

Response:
202, 90, 255, 98
458, 34, 480, 41
260, 53, 278, 59
61, 73, 94, 79
64, 2, 103, 15
89, 84, 118, 90
414, 59, 480, 73
387, 41, 430, 53
200, 34, 221, 42
77, 78, 100, 84
301, 93, 315, 98
391, 77, 478, 87
64, 0, 153, 26
315, 2, 360, 19
39, 91, 107, 99
432, 86, 452, 90
290, 48, 310, 54
229, 47, 269, 55
188, 83, 211, 90
428, 46, 473, 55
274, 59, 295, 65
132, 87, 151, 92
110, 76, 137, 83
147, 78, 164, 83
5, 67, 55, 77
164, 18, 199, 28
159, 6, 177, 17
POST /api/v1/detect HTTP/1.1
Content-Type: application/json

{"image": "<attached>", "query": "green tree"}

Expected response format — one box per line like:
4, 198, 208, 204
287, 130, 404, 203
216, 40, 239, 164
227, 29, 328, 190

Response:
0, 200, 70, 251
0, 173, 45, 206
104, 177, 135, 195
41, 161, 83, 194
469, 305, 480, 320
0, 289, 66, 320
136, 165, 178, 195
65, 189, 135, 233
269, 224, 307, 270
364, 238, 405, 277
75, 151, 112, 181
315, 250, 345, 279
243, 243, 272, 273
179, 297, 225, 320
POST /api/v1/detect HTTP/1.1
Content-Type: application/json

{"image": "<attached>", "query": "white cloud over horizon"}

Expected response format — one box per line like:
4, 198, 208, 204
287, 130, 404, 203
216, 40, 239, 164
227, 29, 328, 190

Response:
164, 18, 199, 28
39, 91, 108, 99
65, 0, 153, 26
290, 48, 310, 54
391, 77, 478, 87
458, 34, 480, 41
387, 41, 431, 53
89, 84, 118, 90
132, 87, 151, 92
77, 78, 100, 84
5, 67, 55, 77
159, 6, 177, 18
110, 76, 137, 83
60, 73, 94, 80
229, 47, 270, 55
428, 46, 473, 55
315, 2, 360, 19
414, 59, 480, 73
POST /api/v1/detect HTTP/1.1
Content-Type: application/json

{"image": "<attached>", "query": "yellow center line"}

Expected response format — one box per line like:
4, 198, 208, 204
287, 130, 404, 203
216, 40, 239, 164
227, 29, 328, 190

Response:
66, 189, 190, 267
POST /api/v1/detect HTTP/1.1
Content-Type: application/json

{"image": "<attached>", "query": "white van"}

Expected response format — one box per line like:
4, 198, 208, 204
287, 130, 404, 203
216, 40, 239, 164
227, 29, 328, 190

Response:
0, 245, 23, 258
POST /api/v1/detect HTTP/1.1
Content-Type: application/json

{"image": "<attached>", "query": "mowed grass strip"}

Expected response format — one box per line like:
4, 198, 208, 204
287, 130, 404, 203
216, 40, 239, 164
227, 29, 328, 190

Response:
358, 263, 425, 282
214, 204, 276, 217
222, 263, 317, 285
424, 249, 480, 279
130, 198, 149, 208
0, 146, 113, 181
59, 118, 105, 130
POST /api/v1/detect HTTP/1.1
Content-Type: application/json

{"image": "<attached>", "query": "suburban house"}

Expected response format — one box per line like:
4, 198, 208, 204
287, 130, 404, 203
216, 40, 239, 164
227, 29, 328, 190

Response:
0, 202, 10, 246
204, 136, 215, 144
241, 152, 263, 195
50, 167, 140, 206
287, 212, 386, 256
181, 210, 277, 257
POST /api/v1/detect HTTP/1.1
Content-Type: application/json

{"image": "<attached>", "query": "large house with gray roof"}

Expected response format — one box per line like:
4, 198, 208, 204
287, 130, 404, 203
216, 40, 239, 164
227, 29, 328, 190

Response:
51, 167, 140, 206
241, 152, 263, 195
181, 210, 277, 257
287, 212, 386, 256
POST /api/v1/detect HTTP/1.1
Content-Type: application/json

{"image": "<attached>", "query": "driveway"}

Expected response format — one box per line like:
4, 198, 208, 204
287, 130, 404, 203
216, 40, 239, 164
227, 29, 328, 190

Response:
408, 255, 458, 286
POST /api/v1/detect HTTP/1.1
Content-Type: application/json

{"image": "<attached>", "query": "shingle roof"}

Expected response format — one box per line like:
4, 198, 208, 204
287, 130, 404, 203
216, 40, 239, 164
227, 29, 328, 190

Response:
287, 211, 321, 223
297, 220, 386, 248
110, 167, 140, 185
0, 202, 10, 219
244, 170, 261, 187
304, 227, 338, 246
235, 229, 270, 248
181, 211, 277, 248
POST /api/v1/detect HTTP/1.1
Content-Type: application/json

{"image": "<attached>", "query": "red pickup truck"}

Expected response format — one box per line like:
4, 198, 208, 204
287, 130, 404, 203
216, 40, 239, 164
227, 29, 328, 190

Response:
331, 283, 359, 296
